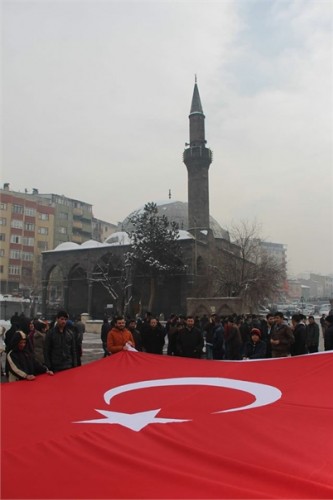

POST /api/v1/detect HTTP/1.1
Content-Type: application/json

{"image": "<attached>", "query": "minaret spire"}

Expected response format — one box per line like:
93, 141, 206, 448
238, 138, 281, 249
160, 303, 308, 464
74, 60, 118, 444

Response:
183, 81, 212, 233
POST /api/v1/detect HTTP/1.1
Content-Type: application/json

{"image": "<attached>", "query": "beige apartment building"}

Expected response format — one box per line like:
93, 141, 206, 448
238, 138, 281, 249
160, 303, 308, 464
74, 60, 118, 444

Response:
0, 185, 113, 297
0, 187, 55, 295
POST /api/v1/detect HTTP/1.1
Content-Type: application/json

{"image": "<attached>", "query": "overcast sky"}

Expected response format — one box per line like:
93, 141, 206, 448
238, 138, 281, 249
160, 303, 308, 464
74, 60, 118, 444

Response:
2, 0, 332, 276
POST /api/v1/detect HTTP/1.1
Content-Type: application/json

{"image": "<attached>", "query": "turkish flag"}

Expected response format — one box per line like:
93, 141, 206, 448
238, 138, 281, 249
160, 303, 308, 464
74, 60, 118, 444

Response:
2, 352, 333, 499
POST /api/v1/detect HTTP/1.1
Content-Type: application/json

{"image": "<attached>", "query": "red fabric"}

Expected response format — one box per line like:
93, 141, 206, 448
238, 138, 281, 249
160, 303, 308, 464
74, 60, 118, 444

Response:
2, 352, 333, 499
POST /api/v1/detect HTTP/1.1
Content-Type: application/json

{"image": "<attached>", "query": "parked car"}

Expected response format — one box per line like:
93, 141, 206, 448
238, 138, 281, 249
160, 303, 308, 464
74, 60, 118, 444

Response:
319, 304, 330, 316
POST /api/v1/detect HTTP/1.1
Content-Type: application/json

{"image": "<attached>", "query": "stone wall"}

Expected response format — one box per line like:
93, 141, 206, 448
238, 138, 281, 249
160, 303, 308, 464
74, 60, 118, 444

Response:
186, 297, 246, 317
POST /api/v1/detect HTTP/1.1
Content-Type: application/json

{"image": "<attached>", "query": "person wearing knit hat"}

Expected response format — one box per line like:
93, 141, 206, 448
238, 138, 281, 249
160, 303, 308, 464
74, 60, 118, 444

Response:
242, 328, 267, 360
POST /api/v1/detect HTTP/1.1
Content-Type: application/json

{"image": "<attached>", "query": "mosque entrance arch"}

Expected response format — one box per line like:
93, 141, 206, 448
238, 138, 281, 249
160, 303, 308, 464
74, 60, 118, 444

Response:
68, 265, 88, 318
45, 265, 64, 318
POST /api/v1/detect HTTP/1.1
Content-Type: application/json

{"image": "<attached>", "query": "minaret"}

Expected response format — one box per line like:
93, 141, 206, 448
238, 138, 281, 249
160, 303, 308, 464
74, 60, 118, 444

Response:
183, 78, 212, 233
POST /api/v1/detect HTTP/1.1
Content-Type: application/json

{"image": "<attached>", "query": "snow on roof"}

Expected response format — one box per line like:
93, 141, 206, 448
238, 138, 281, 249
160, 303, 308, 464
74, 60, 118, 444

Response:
177, 230, 195, 240
104, 231, 131, 246
54, 242, 80, 251
80, 240, 103, 248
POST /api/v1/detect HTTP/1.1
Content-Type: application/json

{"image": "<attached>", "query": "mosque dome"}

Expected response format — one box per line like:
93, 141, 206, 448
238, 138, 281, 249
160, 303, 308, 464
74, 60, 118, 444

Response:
54, 242, 80, 251
80, 240, 104, 248
120, 200, 230, 241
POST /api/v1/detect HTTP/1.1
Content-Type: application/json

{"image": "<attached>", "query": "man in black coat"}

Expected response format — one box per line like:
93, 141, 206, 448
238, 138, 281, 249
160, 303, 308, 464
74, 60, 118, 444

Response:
177, 316, 204, 359
141, 317, 165, 354
306, 316, 320, 353
44, 310, 78, 372
291, 314, 307, 356
324, 315, 333, 351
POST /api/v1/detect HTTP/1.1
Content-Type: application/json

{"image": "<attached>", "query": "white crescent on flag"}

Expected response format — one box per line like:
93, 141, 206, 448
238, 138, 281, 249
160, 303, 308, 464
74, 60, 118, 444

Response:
75, 376, 282, 431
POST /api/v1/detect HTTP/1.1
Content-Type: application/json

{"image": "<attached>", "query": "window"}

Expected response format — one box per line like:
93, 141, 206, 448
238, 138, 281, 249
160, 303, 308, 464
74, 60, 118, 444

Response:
0, 249, 4, 257
9, 265, 21, 275
10, 235, 21, 244
22, 252, 33, 261
37, 241, 48, 250
0, 265, 4, 273
0, 218, 6, 225
59, 212, 68, 220
24, 222, 35, 231
58, 227, 67, 234
0, 233, 5, 241
22, 237, 34, 246
10, 249, 21, 259
0, 203, 7, 210
38, 227, 48, 235
12, 204, 24, 214
24, 207, 36, 216
11, 219, 23, 229
39, 213, 49, 220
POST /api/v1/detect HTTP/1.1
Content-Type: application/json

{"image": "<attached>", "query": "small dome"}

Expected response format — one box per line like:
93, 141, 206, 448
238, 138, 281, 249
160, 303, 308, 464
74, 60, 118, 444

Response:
81, 239, 103, 248
54, 242, 80, 251
104, 231, 131, 246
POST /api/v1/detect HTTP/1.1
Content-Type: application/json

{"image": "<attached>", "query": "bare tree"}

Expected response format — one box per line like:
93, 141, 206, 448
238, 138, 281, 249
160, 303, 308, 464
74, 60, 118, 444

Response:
210, 219, 285, 309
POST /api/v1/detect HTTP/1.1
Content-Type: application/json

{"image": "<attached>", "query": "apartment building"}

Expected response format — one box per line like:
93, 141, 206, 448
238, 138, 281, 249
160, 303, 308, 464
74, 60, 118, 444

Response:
0, 187, 55, 295
37, 192, 93, 246
0, 185, 100, 295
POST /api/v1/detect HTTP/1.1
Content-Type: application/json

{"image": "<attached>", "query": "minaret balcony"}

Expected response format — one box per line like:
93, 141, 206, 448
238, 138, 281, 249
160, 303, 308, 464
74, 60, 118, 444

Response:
183, 146, 213, 163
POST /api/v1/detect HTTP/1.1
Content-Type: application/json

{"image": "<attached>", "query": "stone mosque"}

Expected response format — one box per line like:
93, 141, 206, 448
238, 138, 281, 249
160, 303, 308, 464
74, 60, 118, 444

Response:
41, 81, 243, 319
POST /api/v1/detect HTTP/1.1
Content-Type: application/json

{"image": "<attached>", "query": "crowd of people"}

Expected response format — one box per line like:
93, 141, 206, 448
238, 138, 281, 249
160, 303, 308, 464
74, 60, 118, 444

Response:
1, 307, 333, 383
1, 310, 85, 382
101, 310, 333, 360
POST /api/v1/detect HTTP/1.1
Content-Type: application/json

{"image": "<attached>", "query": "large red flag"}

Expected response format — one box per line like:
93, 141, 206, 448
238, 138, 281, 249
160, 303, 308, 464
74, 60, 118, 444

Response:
2, 351, 333, 499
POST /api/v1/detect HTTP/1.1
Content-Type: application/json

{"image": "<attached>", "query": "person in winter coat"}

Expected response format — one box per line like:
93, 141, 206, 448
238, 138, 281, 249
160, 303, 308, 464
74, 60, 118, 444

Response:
324, 315, 333, 351
7, 331, 54, 382
127, 319, 143, 351
271, 312, 294, 358
101, 317, 111, 357
306, 316, 320, 353
141, 317, 165, 354
242, 328, 267, 359
176, 316, 204, 358
212, 316, 225, 360
204, 314, 218, 360
107, 316, 135, 354
291, 314, 307, 356
32, 319, 49, 365
44, 310, 78, 372
224, 317, 242, 360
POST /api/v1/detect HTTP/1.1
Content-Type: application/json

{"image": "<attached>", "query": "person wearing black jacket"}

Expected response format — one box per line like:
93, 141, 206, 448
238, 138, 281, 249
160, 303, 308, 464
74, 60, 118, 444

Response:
44, 310, 78, 372
291, 314, 307, 356
141, 317, 165, 354
177, 316, 204, 358
242, 328, 267, 359
324, 315, 333, 351
306, 316, 319, 353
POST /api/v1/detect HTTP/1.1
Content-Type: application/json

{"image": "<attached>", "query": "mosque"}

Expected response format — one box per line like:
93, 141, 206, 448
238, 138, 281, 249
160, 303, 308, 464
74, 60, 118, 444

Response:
41, 81, 243, 319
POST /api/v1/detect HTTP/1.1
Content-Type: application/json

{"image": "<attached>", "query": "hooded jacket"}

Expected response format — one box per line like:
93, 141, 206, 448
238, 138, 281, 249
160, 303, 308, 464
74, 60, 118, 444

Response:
7, 331, 48, 382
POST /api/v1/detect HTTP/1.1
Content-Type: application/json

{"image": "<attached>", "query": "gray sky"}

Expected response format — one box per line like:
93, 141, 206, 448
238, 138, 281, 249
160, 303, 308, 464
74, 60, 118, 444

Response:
2, 0, 333, 276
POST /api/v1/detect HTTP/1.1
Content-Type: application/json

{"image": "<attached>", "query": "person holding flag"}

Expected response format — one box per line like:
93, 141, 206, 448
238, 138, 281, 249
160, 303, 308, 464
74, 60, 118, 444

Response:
107, 316, 135, 354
